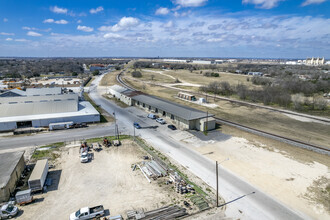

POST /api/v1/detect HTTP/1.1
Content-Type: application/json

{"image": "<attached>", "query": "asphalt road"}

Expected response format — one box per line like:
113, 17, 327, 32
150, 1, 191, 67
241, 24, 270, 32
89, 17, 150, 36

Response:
0, 73, 310, 219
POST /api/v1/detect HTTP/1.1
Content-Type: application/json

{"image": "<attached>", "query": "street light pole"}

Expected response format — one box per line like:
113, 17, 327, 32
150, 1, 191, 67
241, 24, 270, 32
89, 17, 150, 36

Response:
216, 158, 229, 207
216, 161, 219, 207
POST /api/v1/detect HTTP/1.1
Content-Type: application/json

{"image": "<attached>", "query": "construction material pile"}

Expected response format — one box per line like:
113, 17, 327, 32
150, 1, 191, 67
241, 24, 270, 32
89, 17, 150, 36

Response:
169, 172, 195, 195
141, 160, 168, 180
127, 206, 187, 220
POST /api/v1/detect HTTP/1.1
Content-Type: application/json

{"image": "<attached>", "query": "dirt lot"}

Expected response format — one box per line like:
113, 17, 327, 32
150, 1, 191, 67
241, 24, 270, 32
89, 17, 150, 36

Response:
18, 140, 214, 220
174, 128, 330, 220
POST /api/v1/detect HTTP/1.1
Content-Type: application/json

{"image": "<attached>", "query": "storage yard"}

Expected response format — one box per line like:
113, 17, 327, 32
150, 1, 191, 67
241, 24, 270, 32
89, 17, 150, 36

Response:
17, 138, 218, 220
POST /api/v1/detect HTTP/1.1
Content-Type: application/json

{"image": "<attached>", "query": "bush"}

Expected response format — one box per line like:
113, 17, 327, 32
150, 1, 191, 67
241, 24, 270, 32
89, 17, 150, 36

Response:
131, 71, 142, 78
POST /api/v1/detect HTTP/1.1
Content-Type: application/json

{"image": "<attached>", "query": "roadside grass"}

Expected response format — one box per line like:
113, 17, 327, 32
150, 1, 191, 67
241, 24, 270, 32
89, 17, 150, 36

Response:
123, 77, 330, 148
305, 176, 330, 213
102, 94, 129, 108
85, 135, 131, 144
100, 70, 121, 86
31, 142, 65, 161
83, 92, 113, 123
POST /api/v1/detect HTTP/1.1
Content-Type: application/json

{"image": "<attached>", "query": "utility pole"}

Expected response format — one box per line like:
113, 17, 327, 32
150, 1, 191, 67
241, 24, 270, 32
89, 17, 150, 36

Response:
216, 158, 229, 207
216, 161, 219, 207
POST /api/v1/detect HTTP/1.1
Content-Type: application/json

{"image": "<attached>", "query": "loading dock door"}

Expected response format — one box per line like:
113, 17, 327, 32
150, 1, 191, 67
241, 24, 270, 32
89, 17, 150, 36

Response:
16, 121, 32, 128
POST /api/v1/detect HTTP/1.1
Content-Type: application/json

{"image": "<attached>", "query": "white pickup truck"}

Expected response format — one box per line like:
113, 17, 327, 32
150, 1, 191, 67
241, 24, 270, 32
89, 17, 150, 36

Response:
0, 202, 19, 219
70, 205, 104, 220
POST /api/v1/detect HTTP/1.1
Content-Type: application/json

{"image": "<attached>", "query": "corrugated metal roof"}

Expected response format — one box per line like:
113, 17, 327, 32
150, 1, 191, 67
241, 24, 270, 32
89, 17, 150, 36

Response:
0, 101, 99, 123
0, 93, 78, 104
108, 85, 131, 93
26, 87, 62, 96
29, 159, 48, 182
132, 95, 213, 121
0, 100, 78, 117
0, 88, 26, 97
0, 151, 24, 188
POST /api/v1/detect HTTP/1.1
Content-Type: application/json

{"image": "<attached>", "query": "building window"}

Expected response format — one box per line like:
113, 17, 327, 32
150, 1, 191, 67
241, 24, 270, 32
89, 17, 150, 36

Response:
155, 108, 158, 113
143, 103, 145, 107
137, 101, 140, 105
171, 114, 174, 120
163, 111, 166, 116
148, 106, 151, 110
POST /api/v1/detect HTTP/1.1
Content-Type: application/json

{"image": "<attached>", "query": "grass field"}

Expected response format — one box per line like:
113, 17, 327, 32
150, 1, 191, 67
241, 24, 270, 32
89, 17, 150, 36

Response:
122, 76, 330, 148
99, 70, 121, 86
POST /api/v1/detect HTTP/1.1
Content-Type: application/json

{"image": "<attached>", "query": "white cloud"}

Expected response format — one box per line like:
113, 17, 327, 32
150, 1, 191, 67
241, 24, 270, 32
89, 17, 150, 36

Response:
27, 31, 42, 37
98, 17, 139, 32
77, 25, 94, 32
0, 32, 14, 36
90, 6, 104, 14
43, 19, 55, 23
50, 6, 68, 14
22, 27, 52, 32
103, 33, 122, 39
77, 20, 82, 24
15, 39, 28, 42
163, 21, 175, 28
44, 19, 68, 24
5, 38, 13, 41
55, 19, 68, 24
301, 0, 326, 6
173, 0, 208, 7
155, 7, 170, 15
242, 0, 283, 9
3, 18, 8, 22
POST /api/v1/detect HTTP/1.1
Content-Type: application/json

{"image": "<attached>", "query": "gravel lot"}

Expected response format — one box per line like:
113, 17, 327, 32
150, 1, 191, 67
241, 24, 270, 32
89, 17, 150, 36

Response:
18, 140, 193, 220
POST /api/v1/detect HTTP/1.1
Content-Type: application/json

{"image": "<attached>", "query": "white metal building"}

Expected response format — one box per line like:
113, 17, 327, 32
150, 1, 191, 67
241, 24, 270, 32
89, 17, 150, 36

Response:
0, 88, 100, 131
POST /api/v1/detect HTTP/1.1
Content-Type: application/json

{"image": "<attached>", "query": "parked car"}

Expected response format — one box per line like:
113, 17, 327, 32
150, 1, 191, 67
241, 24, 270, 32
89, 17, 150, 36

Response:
0, 202, 19, 219
156, 118, 166, 124
80, 152, 89, 163
147, 114, 156, 119
134, 122, 141, 129
167, 125, 177, 130
70, 205, 104, 220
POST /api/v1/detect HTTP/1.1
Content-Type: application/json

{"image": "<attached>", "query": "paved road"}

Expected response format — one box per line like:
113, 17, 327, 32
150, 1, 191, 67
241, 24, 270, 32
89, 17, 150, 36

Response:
0, 73, 310, 219
0, 125, 116, 150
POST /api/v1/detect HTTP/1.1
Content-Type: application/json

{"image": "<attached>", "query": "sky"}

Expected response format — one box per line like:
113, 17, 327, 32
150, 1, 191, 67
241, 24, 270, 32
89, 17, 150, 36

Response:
0, 0, 329, 58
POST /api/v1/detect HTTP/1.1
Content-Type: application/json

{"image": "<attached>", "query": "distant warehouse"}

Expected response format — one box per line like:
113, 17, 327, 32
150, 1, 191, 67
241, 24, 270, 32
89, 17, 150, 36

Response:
108, 85, 215, 131
0, 88, 100, 131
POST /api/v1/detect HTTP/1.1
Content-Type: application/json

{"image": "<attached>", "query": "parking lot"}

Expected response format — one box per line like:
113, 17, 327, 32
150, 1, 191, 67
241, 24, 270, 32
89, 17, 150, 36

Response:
18, 139, 209, 219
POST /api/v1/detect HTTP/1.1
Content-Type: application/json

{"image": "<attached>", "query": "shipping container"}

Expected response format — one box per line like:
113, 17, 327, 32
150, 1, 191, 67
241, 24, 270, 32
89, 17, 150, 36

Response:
49, 121, 73, 130
28, 159, 49, 192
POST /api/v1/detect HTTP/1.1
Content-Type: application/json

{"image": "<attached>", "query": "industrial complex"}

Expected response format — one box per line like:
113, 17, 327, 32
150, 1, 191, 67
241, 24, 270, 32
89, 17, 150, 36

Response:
108, 85, 216, 131
0, 87, 100, 131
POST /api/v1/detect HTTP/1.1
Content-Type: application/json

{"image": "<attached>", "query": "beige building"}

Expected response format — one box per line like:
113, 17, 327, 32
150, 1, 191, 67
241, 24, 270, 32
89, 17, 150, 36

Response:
0, 151, 25, 202
305, 57, 325, 65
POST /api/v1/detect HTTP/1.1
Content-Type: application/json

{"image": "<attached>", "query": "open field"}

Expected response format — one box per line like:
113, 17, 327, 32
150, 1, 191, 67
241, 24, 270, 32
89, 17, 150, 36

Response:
122, 76, 330, 148
18, 139, 219, 220
133, 68, 261, 90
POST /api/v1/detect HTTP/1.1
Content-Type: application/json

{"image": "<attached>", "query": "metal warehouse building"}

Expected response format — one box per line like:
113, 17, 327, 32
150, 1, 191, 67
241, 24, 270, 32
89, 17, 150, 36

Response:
0, 151, 25, 202
0, 88, 100, 131
108, 85, 215, 131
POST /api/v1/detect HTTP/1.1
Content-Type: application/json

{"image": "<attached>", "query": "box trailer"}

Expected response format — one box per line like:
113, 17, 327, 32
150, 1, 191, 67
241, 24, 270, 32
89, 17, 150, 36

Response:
15, 189, 33, 205
28, 159, 49, 192
49, 121, 73, 131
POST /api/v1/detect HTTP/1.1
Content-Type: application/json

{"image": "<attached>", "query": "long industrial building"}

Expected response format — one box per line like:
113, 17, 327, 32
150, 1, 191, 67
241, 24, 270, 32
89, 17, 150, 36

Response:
108, 85, 215, 131
0, 88, 100, 131
0, 151, 25, 202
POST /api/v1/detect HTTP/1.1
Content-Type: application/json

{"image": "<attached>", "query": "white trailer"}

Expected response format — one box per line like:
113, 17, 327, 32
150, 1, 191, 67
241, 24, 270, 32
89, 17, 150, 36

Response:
49, 121, 73, 131
28, 159, 49, 192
